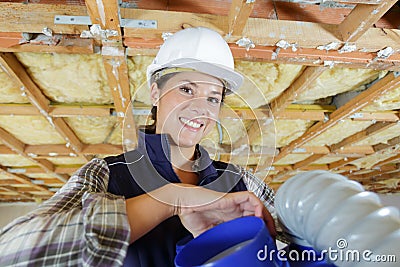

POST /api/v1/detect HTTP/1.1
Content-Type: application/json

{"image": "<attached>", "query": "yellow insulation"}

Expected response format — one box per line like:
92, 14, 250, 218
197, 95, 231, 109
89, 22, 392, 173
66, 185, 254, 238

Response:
306, 120, 373, 146
0, 69, 29, 103
127, 55, 154, 105
355, 123, 400, 146
15, 53, 112, 104
0, 115, 65, 145
363, 86, 400, 111
0, 154, 36, 167
252, 119, 314, 148
297, 68, 385, 101
65, 116, 118, 144
226, 61, 303, 108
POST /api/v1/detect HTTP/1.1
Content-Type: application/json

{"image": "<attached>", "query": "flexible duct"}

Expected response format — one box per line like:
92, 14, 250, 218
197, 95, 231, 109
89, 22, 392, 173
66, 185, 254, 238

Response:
275, 170, 400, 267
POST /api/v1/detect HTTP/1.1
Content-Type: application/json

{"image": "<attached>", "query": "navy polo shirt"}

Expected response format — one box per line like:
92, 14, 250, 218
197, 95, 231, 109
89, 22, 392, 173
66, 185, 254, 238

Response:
105, 130, 247, 266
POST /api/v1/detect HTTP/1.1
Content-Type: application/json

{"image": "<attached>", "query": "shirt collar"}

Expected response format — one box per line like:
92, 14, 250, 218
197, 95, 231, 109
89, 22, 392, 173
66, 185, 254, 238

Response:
136, 129, 218, 180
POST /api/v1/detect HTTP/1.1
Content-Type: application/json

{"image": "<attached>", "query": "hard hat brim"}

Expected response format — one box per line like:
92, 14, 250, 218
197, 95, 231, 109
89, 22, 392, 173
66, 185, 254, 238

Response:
148, 58, 243, 94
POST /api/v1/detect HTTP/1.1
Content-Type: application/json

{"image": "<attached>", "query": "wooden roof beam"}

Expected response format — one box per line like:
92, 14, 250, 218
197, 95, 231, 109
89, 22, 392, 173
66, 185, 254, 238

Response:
0, 186, 35, 200
338, 0, 398, 42
228, 0, 255, 36
0, 52, 84, 155
330, 121, 397, 152
85, 0, 122, 41
372, 154, 400, 168
274, 71, 400, 163
0, 165, 52, 194
0, 127, 68, 183
270, 66, 326, 117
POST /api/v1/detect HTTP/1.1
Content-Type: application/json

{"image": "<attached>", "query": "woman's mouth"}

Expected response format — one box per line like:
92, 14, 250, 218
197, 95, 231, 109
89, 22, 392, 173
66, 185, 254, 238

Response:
179, 117, 204, 129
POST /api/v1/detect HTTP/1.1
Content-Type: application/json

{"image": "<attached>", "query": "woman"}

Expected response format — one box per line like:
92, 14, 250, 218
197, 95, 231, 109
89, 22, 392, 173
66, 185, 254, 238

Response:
105, 27, 276, 266
0, 27, 275, 267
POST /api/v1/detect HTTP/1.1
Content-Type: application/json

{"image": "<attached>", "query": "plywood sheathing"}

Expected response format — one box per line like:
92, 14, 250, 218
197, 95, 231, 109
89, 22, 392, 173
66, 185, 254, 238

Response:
15, 53, 113, 104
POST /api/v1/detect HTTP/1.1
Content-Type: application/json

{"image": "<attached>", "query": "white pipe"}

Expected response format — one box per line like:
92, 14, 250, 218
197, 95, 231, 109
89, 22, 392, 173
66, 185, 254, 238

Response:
275, 170, 400, 267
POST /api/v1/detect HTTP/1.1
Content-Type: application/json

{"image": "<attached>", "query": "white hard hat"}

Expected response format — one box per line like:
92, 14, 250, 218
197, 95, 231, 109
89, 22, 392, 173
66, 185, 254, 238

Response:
147, 27, 243, 93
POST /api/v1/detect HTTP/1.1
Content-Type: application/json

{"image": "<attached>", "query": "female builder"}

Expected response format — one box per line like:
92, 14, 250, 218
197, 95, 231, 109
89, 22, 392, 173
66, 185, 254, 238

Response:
104, 27, 276, 266
0, 27, 276, 267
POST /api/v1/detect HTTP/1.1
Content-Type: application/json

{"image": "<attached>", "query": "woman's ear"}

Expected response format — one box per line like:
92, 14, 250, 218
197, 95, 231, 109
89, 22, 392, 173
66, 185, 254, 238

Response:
150, 83, 160, 106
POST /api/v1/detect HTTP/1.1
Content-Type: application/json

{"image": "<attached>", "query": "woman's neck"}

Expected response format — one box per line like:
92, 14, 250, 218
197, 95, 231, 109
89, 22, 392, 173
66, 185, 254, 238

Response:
170, 145, 199, 184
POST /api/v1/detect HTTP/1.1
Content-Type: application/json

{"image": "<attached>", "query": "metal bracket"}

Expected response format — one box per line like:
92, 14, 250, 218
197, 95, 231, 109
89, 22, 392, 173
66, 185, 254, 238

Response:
54, 15, 157, 29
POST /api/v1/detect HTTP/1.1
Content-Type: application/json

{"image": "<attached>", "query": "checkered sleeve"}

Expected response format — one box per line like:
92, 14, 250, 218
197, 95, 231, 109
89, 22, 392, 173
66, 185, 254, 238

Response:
0, 158, 130, 267
238, 166, 276, 218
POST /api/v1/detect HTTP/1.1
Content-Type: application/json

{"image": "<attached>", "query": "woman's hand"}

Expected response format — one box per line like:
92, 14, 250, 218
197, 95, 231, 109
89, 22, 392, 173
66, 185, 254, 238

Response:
174, 187, 265, 237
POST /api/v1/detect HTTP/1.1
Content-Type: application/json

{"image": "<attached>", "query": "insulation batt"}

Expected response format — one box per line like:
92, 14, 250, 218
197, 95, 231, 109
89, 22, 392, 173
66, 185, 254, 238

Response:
65, 116, 118, 144
306, 120, 373, 146
0, 154, 36, 167
252, 119, 314, 148
15, 53, 112, 104
363, 85, 400, 111
351, 151, 397, 169
0, 69, 29, 103
297, 68, 385, 101
0, 115, 65, 145
226, 61, 303, 108
355, 123, 400, 146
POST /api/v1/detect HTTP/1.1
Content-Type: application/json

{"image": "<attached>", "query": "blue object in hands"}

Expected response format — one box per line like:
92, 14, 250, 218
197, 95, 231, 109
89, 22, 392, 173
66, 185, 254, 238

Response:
175, 216, 287, 267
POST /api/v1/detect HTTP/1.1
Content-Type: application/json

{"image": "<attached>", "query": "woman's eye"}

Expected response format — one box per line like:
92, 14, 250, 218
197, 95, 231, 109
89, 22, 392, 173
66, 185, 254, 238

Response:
179, 86, 194, 95
208, 97, 221, 104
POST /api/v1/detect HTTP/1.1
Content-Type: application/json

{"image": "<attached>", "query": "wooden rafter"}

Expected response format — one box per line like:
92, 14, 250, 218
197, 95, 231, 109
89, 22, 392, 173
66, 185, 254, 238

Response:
330, 121, 397, 152
102, 46, 132, 119
1, 3, 399, 51
85, 0, 122, 40
372, 153, 400, 168
0, 185, 35, 200
0, 53, 84, 155
0, 127, 68, 183
228, 0, 255, 36
0, 165, 52, 194
270, 66, 326, 117
338, 0, 398, 42
274, 71, 400, 163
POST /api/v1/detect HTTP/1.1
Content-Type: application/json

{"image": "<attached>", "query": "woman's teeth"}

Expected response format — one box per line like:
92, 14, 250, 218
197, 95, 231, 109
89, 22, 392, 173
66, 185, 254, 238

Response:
180, 117, 202, 128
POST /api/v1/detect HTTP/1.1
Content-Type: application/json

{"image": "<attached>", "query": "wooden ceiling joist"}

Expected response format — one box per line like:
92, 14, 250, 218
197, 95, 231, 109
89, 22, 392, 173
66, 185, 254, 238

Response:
0, 143, 123, 157
330, 121, 397, 152
274, 71, 400, 163
338, 0, 398, 42
0, 52, 84, 155
0, 185, 35, 200
372, 153, 400, 168
2, 3, 400, 52
0, 126, 68, 183
270, 66, 326, 117
228, 0, 255, 36
0, 165, 52, 194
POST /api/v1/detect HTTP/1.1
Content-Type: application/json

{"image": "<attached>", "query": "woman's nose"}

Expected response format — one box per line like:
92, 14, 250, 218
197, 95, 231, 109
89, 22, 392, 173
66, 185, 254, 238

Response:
188, 97, 207, 115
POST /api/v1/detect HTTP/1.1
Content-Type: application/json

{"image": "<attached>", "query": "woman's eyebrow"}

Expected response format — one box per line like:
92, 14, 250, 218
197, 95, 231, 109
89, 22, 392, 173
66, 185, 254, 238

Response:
180, 79, 198, 88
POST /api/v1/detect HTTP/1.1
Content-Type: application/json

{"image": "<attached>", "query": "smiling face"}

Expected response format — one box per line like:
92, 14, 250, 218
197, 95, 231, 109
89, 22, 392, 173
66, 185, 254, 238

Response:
151, 71, 224, 148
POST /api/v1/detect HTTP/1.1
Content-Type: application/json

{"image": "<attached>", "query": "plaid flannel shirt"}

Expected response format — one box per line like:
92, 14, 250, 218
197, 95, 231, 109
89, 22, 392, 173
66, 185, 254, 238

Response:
0, 158, 130, 267
0, 158, 275, 266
